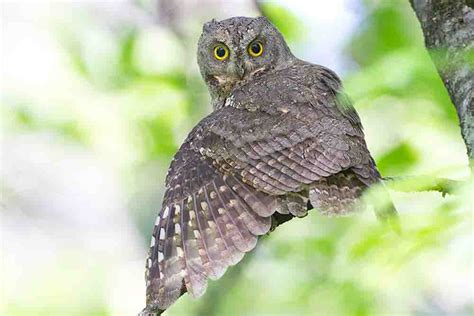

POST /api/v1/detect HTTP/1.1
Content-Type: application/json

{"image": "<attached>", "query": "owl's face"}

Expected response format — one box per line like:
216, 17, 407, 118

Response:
197, 16, 294, 105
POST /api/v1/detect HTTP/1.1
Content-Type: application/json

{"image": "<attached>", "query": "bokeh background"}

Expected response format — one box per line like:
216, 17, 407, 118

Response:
1, 0, 472, 315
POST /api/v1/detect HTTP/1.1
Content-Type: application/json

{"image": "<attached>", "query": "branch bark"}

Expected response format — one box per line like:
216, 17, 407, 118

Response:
383, 176, 462, 195
410, 0, 474, 162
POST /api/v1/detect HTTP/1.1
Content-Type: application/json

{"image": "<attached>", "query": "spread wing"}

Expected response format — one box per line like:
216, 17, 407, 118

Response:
144, 63, 380, 311
145, 135, 277, 310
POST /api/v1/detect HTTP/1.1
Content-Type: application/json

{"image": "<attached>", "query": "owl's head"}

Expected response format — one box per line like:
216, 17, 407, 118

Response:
197, 16, 294, 105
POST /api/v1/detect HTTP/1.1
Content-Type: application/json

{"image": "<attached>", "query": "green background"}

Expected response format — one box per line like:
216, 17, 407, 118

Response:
1, 0, 472, 315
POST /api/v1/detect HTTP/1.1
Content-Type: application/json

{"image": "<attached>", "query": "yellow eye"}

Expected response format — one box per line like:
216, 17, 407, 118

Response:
248, 41, 263, 57
213, 44, 229, 60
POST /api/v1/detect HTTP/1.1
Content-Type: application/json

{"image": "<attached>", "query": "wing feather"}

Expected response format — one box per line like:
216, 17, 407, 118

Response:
203, 184, 240, 265
146, 153, 275, 309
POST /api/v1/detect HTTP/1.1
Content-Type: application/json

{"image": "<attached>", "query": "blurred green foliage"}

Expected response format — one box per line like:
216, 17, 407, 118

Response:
258, 2, 306, 43
1, 1, 472, 315
376, 142, 419, 176
350, 2, 420, 67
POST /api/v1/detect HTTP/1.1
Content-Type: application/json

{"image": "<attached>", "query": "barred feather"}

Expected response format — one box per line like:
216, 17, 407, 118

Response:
309, 170, 367, 215
145, 156, 276, 310
203, 184, 243, 265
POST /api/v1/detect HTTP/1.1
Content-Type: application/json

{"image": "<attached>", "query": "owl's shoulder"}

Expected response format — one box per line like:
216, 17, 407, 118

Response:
226, 60, 343, 113
276, 59, 343, 88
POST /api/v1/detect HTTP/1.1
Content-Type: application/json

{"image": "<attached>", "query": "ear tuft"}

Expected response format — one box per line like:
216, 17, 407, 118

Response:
256, 16, 270, 23
203, 19, 217, 33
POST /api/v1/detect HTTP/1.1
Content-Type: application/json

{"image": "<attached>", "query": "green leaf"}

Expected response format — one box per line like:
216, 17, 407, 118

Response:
258, 2, 305, 43
376, 142, 419, 176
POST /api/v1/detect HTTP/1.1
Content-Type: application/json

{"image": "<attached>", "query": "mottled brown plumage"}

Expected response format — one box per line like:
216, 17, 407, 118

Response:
143, 16, 383, 313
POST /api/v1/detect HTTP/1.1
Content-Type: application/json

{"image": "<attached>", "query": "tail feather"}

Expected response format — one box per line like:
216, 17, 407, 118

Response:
309, 170, 366, 215
309, 168, 399, 231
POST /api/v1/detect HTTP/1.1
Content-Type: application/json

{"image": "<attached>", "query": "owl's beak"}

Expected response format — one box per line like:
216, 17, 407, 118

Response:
235, 62, 246, 80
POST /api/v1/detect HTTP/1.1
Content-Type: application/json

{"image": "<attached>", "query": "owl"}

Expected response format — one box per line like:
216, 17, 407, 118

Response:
143, 16, 386, 314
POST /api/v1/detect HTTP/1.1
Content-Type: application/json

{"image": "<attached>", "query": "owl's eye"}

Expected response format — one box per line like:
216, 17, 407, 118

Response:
248, 41, 263, 57
213, 44, 229, 61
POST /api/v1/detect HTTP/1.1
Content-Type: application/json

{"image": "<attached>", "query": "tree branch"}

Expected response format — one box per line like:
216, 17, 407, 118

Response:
410, 0, 474, 162
383, 176, 462, 196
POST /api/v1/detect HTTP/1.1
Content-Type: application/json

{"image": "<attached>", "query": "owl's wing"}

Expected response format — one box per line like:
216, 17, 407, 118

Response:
145, 124, 278, 310
145, 64, 380, 311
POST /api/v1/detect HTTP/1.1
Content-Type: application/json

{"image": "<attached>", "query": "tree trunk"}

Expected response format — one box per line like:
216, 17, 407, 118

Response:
410, 0, 474, 161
